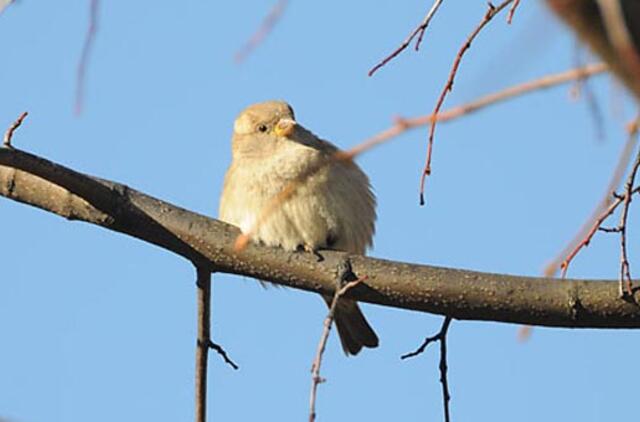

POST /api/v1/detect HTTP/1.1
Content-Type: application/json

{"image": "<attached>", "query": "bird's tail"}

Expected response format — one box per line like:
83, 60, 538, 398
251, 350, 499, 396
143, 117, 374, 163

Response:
323, 296, 379, 355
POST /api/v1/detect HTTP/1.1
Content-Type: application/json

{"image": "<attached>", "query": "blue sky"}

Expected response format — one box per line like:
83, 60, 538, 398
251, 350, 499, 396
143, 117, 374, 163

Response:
0, 1, 638, 421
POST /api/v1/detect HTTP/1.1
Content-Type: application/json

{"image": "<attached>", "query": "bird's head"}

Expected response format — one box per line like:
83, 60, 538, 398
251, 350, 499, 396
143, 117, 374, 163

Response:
231, 100, 300, 157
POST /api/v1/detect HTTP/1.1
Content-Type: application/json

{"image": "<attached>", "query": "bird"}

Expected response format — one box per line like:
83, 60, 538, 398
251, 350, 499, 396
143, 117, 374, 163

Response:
219, 100, 379, 355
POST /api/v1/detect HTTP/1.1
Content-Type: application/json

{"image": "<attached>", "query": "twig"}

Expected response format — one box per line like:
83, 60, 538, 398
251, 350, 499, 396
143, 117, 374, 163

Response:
208, 340, 239, 370
368, 0, 445, 77
234, 0, 288, 64
309, 277, 364, 422
546, 116, 640, 277
559, 184, 640, 279
420, 0, 514, 205
617, 119, 640, 296
507, 0, 521, 24
75, 0, 99, 116
347, 63, 607, 159
3, 111, 28, 149
402, 316, 453, 422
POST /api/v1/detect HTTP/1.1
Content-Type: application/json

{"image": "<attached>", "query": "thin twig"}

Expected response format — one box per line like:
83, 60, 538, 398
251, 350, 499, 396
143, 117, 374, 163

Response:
507, 0, 521, 24
234, 0, 288, 64
402, 316, 453, 422
546, 116, 640, 277
559, 185, 640, 279
75, 0, 99, 116
347, 63, 607, 159
208, 340, 239, 370
617, 119, 640, 296
420, 0, 514, 205
3, 111, 28, 149
368, 0, 445, 77
309, 278, 365, 422
195, 267, 212, 422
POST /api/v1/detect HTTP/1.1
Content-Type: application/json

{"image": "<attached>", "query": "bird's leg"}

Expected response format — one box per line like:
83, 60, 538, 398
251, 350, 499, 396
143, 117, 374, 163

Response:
297, 243, 324, 262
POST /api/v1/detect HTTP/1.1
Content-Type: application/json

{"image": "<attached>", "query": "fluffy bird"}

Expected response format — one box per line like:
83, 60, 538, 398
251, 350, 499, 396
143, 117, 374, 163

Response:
219, 100, 378, 355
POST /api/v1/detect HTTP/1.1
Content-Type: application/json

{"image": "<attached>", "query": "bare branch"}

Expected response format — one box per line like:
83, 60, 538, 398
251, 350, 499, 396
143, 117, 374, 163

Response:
3, 112, 28, 148
616, 119, 640, 296
420, 0, 514, 205
402, 317, 453, 422
234, 0, 288, 64
558, 188, 640, 279
207, 340, 239, 370
195, 267, 211, 422
507, 0, 522, 24
546, 116, 640, 277
368, 0, 445, 77
309, 276, 364, 422
3, 148, 640, 327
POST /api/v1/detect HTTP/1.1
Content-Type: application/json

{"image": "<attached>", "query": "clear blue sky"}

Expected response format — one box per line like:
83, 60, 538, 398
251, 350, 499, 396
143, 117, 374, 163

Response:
1, 1, 638, 421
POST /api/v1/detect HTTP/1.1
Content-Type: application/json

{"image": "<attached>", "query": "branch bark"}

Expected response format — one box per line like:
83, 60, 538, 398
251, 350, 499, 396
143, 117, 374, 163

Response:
2, 147, 640, 328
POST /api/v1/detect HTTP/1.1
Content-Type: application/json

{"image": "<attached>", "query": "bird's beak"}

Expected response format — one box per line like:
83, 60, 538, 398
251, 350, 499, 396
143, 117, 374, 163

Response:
274, 118, 296, 137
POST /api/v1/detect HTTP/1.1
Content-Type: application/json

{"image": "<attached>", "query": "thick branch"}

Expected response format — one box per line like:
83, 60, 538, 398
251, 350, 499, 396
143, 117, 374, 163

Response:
2, 148, 640, 328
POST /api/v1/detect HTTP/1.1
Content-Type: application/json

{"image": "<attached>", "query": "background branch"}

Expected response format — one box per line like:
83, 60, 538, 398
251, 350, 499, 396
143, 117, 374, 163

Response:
547, 0, 640, 100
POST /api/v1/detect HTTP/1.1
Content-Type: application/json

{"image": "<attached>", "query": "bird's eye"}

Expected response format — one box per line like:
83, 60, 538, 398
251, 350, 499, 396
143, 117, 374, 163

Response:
257, 124, 268, 133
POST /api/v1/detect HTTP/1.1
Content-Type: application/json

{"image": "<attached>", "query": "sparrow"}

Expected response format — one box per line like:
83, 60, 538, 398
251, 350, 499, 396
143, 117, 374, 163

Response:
219, 100, 378, 355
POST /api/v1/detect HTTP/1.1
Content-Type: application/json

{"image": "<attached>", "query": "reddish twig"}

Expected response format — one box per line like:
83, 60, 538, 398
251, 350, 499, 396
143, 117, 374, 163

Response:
507, 0, 521, 24
616, 119, 640, 296
75, 0, 99, 116
546, 116, 640, 278
402, 316, 453, 422
309, 277, 365, 422
347, 63, 606, 160
420, 0, 514, 205
234, 0, 288, 64
3, 111, 28, 149
558, 190, 636, 279
368, 0, 445, 77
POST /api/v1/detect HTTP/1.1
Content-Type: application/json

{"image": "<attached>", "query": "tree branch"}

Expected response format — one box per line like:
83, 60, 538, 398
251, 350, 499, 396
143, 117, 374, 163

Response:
547, 0, 640, 101
195, 267, 211, 422
2, 147, 640, 328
